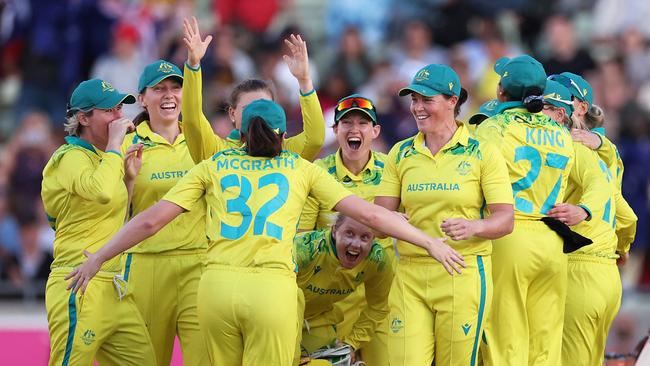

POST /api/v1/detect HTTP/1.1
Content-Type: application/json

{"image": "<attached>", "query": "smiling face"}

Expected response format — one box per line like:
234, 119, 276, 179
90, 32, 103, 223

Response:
332, 217, 375, 269
139, 78, 182, 123
409, 92, 456, 133
333, 111, 380, 162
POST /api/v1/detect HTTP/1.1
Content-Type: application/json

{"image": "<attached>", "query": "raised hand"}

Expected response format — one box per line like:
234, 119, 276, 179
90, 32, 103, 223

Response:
106, 118, 135, 152
183, 16, 213, 68
282, 34, 313, 93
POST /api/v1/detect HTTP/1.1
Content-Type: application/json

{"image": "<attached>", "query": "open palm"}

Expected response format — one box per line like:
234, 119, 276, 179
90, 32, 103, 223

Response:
183, 16, 212, 67
283, 34, 310, 82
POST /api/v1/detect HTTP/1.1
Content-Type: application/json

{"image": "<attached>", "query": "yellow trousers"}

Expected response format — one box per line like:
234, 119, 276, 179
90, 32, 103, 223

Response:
198, 265, 298, 366
562, 255, 621, 366
46, 269, 155, 366
388, 255, 491, 366
482, 220, 567, 366
122, 250, 207, 365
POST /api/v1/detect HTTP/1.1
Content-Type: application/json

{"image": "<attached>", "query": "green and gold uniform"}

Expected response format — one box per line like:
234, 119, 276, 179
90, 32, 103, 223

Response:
162, 148, 352, 366
42, 137, 155, 366
294, 229, 394, 355
377, 122, 513, 366
119, 121, 208, 365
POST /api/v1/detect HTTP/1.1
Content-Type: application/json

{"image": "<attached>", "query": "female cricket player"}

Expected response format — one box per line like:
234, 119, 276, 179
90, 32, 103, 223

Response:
66, 99, 466, 366
375, 63, 515, 366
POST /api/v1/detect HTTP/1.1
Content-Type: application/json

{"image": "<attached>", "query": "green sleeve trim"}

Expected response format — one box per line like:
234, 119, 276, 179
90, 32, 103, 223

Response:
106, 149, 122, 157
300, 89, 315, 97
185, 62, 201, 72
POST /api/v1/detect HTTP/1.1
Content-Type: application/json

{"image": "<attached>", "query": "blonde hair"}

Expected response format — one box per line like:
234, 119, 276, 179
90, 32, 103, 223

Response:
64, 111, 91, 136
584, 104, 605, 129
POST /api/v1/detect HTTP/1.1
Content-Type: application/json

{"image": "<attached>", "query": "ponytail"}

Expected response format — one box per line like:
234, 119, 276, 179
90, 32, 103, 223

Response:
244, 117, 283, 158
584, 104, 605, 130
133, 110, 150, 126
522, 87, 544, 113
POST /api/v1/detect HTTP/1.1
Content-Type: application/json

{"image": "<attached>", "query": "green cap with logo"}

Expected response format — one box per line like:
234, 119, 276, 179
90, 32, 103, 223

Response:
544, 79, 574, 116
494, 55, 546, 100
241, 99, 287, 135
67, 79, 136, 116
399, 64, 461, 97
137, 60, 183, 93
548, 72, 593, 106
469, 99, 501, 125
334, 94, 378, 125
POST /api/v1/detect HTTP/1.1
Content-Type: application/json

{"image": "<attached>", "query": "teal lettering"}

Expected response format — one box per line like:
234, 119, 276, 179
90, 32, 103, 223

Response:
241, 160, 251, 171
543, 130, 555, 147
525, 128, 535, 144
252, 160, 262, 170
230, 159, 240, 170
263, 160, 273, 170
217, 160, 228, 171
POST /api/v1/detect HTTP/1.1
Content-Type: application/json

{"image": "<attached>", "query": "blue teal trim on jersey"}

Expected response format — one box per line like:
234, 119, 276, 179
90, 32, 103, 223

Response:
185, 62, 201, 72
479, 200, 487, 219
327, 166, 337, 175
46, 214, 56, 230
123, 253, 133, 281
577, 204, 592, 221
470, 255, 487, 366
300, 89, 315, 97
64, 136, 97, 155
62, 292, 77, 366
395, 138, 415, 165
374, 158, 384, 168
106, 149, 122, 157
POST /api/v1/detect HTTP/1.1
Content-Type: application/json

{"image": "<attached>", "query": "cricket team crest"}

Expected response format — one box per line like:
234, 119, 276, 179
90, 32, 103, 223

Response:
158, 62, 175, 74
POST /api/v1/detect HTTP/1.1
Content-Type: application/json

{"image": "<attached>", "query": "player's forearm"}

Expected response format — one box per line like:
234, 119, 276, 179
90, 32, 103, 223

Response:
473, 206, 514, 239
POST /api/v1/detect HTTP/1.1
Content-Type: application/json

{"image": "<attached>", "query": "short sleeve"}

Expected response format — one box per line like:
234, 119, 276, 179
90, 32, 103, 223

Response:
162, 161, 209, 211
480, 142, 514, 205
375, 145, 401, 198
305, 162, 353, 210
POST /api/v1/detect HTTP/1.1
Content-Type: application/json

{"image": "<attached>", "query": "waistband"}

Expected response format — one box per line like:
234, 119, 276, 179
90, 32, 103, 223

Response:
49, 267, 120, 280
205, 263, 296, 277
126, 248, 206, 257
567, 253, 617, 264
399, 254, 483, 265
514, 219, 556, 230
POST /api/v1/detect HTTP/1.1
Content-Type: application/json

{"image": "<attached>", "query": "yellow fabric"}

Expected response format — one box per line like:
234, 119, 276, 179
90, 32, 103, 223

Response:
377, 122, 513, 257
298, 150, 387, 232
294, 229, 394, 350
481, 221, 566, 366
388, 255, 492, 366
562, 257, 621, 366
197, 265, 298, 366
46, 271, 155, 366
475, 108, 575, 220
41, 138, 127, 272
563, 144, 615, 257
596, 134, 625, 188
181, 64, 325, 163
163, 149, 353, 272
122, 122, 208, 253
120, 251, 207, 365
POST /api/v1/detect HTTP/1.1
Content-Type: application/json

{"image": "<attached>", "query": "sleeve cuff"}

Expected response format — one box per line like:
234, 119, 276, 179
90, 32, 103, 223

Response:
184, 62, 201, 71
578, 205, 592, 221
300, 89, 315, 97
106, 149, 123, 158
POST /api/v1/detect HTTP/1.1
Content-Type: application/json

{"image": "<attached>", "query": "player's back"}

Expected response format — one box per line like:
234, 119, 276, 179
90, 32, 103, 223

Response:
477, 108, 575, 220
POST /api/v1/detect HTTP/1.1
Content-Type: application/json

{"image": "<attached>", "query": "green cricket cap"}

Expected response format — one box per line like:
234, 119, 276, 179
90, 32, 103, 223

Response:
399, 64, 461, 97
67, 79, 135, 116
137, 60, 183, 93
241, 99, 287, 135
493, 55, 547, 100
544, 79, 574, 116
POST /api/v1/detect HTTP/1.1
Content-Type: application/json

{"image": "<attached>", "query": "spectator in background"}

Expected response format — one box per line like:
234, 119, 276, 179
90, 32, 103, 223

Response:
214, 0, 281, 33
541, 13, 596, 76
91, 22, 150, 119
0, 180, 22, 288
620, 28, 650, 87
390, 19, 448, 84
325, 27, 373, 92
324, 0, 391, 48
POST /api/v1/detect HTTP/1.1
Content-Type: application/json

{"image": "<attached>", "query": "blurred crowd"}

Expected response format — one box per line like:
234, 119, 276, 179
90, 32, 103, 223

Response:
1, 0, 650, 305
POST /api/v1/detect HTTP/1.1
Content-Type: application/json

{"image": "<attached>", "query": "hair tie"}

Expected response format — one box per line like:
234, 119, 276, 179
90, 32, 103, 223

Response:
523, 95, 544, 104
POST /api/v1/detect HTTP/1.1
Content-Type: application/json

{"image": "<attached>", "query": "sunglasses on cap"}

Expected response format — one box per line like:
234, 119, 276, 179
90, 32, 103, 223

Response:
548, 74, 586, 100
336, 97, 375, 111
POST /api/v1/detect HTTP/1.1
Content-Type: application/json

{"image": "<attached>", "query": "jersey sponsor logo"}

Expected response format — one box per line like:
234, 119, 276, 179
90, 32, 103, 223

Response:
462, 323, 472, 336
80, 329, 96, 346
524, 127, 566, 148
150, 170, 188, 180
216, 157, 295, 172
390, 317, 404, 333
406, 182, 460, 192
305, 283, 354, 296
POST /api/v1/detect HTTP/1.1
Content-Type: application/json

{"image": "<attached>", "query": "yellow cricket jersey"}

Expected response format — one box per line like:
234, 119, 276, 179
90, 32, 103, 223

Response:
41, 136, 127, 272
563, 145, 617, 258
475, 107, 576, 220
162, 149, 353, 272
181, 64, 325, 163
595, 134, 625, 188
121, 122, 207, 253
376, 122, 513, 257
294, 229, 394, 350
298, 150, 386, 231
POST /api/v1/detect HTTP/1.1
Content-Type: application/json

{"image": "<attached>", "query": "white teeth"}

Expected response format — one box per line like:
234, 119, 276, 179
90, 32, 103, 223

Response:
347, 249, 359, 255
161, 103, 176, 109
348, 137, 361, 142
416, 115, 428, 120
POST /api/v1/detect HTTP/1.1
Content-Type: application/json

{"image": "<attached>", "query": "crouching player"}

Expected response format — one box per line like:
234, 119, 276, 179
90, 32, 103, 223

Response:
295, 215, 394, 364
